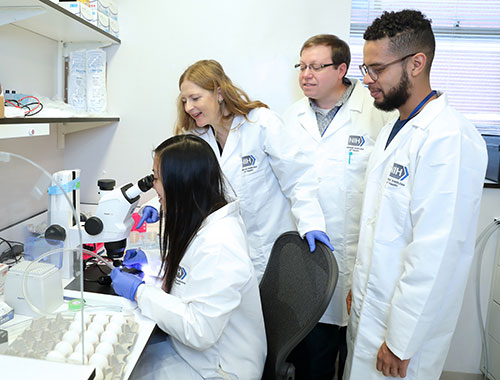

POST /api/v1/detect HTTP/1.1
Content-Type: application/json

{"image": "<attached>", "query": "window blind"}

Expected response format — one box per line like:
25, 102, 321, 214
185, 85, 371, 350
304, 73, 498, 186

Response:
347, 0, 500, 134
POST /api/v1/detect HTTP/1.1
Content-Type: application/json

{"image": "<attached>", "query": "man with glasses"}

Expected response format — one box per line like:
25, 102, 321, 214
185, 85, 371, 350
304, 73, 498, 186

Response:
345, 10, 487, 380
283, 34, 394, 380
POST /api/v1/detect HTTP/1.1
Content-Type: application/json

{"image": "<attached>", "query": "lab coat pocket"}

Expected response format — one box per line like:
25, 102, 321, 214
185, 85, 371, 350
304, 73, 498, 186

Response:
373, 188, 409, 243
241, 158, 271, 214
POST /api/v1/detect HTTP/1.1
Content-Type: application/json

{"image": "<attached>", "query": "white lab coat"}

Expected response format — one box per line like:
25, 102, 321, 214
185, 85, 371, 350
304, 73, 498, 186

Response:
345, 93, 487, 380
283, 79, 396, 326
194, 107, 325, 280
134, 201, 267, 380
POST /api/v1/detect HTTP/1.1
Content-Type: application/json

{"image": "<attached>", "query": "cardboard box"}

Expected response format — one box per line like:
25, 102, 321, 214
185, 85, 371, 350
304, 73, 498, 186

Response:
0, 302, 13, 326
0, 95, 4, 118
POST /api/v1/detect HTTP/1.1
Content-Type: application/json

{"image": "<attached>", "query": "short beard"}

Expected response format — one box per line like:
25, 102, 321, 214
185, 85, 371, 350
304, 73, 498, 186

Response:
374, 70, 411, 112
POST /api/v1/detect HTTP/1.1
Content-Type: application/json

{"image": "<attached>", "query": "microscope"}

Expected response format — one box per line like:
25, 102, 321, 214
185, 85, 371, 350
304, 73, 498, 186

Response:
44, 170, 154, 279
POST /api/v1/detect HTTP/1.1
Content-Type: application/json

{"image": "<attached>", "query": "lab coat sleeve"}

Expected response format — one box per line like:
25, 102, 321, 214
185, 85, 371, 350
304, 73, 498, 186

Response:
141, 248, 163, 276
261, 109, 326, 236
385, 126, 487, 359
135, 244, 252, 351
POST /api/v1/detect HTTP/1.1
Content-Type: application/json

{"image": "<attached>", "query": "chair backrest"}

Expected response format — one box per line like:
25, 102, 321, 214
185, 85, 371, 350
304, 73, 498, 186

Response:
259, 231, 338, 380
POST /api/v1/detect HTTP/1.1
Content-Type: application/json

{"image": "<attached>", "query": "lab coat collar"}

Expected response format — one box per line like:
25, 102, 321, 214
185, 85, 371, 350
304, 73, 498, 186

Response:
405, 91, 447, 132
296, 79, 365, 141
368, 91, 447, 173
198, 200, 240, 233
230, 114, 246, 130
322, 79, 364, 135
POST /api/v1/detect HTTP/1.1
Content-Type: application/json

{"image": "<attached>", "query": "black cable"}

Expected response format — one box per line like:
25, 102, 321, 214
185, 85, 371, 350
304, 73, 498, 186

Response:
22, 102, 43, 116
0, 237, 13, 251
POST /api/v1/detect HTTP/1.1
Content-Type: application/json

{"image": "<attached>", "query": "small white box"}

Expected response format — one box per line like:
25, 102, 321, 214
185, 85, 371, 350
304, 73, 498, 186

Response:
97, 11, 109, 32
88, 0, 98, 25
4, 261, 63, 317
0, 302, 13, 326
80, 3, 96, 24
58, 1, 81, 16
109, 17, 119, 38
97, 0, 110, 16
109, 1, 118, 21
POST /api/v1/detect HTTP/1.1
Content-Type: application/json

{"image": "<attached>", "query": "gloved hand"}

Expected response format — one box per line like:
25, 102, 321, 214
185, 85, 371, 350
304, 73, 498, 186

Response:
110, 267, 144, 301
123, 248, 148, 270
305, 230, 334, 253
136, 206, 159, 229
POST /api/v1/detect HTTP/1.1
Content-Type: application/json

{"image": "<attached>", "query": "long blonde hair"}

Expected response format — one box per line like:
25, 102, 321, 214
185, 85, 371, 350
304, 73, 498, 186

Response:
175, 60, 268, 135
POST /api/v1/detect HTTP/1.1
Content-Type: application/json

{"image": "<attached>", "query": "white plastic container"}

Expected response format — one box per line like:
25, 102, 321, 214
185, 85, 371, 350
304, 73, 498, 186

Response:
4, 261, 63, 317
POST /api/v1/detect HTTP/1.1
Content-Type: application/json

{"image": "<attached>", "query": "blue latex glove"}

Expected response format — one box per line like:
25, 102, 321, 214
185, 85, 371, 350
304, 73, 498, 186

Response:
110, 267, 144, 301
123, 248, 148, 270
136, 206, 159, 229
305, 230, 334, 253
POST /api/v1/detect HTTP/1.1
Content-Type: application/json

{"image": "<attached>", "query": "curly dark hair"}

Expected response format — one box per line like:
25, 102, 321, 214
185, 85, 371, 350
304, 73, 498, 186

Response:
364, 9, 435, 73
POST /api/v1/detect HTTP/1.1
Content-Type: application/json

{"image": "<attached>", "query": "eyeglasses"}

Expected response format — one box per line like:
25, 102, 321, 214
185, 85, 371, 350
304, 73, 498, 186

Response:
359, 52, 417, 81
294, 62, 336, 72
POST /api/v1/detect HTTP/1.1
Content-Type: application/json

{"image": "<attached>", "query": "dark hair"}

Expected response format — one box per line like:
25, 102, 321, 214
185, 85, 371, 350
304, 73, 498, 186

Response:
364, 10, 435, 73
300, 34, 351, 75
154, 135, 228, 293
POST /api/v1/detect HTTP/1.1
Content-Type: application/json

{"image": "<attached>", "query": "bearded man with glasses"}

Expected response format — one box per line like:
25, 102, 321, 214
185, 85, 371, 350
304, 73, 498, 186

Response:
345, 9, 488, 380
283, 34, 395, 380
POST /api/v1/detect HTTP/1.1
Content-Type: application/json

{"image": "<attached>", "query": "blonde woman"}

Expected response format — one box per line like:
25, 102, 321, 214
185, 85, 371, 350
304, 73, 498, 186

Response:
175, 59, 332, 280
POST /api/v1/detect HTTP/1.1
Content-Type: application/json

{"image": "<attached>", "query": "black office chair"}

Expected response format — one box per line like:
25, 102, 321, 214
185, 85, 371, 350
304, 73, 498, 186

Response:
259, 231, 338, 380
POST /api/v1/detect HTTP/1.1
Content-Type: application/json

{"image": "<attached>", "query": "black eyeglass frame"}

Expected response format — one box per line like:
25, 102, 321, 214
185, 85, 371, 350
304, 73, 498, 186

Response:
294, 62, 337, 72
359, 52, 418, 81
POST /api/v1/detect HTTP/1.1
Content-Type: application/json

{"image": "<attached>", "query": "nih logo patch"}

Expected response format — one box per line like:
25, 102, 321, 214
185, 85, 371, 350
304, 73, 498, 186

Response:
387, 163, 408, 187
242, 155, 257, 173
347, 135, 366, 152
175, 266, 187, 285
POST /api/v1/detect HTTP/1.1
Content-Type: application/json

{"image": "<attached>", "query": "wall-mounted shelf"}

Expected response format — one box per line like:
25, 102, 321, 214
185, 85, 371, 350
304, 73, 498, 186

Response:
0, 116, 119, 145
0, 116, 120, 124
0, 0, 120, 45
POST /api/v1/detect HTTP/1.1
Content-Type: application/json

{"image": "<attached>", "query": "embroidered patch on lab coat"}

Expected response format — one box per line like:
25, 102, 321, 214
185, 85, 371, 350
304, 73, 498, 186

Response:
242, 155, 257, 173
175, 266, 187, 285
387, 162, 409, 187
347, 135, 366, 152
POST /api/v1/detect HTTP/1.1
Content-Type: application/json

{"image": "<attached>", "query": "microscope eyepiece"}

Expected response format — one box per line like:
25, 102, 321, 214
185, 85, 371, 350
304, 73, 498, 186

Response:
138, 174, 154, 192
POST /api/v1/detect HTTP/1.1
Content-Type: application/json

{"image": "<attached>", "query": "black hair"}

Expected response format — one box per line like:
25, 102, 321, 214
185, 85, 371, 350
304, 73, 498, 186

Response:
364, 10, 435, 73
154, 135, 228, 293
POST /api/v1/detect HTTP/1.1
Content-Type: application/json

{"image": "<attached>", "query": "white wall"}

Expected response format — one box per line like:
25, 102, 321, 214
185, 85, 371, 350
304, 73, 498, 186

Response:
64, 0, 351, 204
1, 0, 499, 375
444, 188, 500, 374
0, 24, 64, 229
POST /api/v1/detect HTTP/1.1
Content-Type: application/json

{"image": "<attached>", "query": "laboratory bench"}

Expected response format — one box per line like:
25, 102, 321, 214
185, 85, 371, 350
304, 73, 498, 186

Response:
0, 281, 156, 379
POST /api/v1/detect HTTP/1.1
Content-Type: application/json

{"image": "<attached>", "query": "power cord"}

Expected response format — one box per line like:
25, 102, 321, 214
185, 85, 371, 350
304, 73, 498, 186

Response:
4, 96, 43, 116
0, 237, 24, 266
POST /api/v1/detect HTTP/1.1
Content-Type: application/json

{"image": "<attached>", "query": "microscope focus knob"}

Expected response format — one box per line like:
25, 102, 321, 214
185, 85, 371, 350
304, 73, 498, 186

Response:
97, 179, 116, 191
85, 216, 104, 235
45, 224, 67, 242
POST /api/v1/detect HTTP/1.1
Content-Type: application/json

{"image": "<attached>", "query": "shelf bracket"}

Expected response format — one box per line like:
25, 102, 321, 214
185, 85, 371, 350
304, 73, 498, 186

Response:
0, 6, 46, 26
